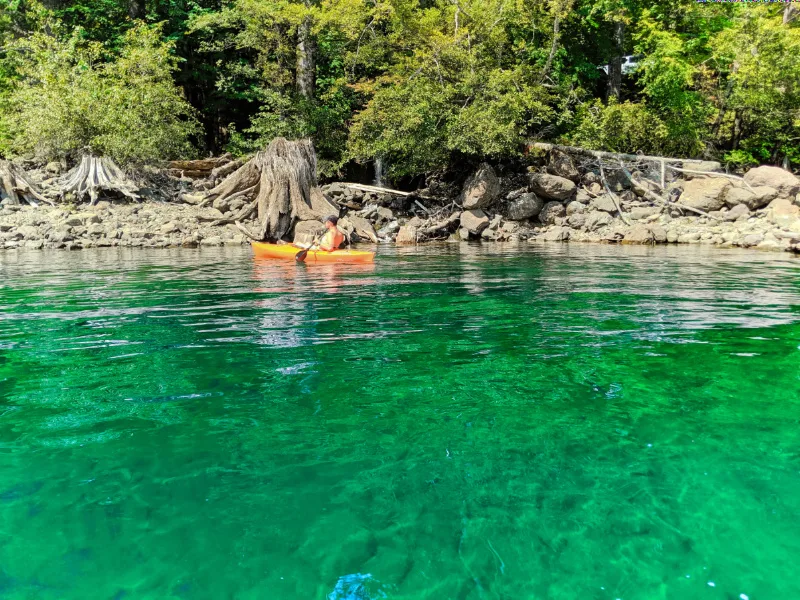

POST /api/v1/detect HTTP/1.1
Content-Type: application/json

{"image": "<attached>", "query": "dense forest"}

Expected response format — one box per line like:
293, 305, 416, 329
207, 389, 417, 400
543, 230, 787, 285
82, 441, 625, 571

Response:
0, 0, 798, 179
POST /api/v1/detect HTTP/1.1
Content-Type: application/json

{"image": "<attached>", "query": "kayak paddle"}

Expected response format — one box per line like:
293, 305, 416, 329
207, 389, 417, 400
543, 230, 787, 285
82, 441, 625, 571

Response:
295, 237, 319, 263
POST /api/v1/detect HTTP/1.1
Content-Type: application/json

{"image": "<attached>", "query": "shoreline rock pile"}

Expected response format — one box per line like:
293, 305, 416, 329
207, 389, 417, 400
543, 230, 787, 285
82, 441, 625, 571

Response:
2, 148, 800, 254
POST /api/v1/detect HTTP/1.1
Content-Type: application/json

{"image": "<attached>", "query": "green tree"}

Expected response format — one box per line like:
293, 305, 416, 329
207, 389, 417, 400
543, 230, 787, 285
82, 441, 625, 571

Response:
5, 22, 200, 164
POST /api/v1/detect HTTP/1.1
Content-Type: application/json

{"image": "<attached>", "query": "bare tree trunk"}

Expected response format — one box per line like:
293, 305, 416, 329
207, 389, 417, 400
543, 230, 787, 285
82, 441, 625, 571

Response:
732, 111, 742, 150
128, 0, 146, 20
712, 62, 738, 139
784, 4, 797, 25
541, 15, 561, 82
608, 20, 624, 101
200, 138, 338, 242
296, 17, 316, 100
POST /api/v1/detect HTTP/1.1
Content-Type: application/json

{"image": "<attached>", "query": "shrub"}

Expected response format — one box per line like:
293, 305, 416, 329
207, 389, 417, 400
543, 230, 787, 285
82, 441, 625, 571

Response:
4, 23, 200, 165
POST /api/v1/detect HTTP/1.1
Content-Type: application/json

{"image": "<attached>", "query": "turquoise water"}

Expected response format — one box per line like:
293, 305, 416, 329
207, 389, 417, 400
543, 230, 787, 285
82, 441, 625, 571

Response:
1, 244, 799, 600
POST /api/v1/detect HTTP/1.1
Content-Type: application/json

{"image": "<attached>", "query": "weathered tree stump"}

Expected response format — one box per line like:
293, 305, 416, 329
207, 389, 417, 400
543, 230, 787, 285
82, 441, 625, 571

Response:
0, 161, 51, 206
198, 138, 338, 241
60, 155, 139, 205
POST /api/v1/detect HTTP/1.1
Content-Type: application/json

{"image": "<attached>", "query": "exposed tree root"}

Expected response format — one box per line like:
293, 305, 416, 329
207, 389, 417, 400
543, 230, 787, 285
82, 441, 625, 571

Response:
60, 155, 139, 204
0, 161, 53, 206
201, 137, 338, 241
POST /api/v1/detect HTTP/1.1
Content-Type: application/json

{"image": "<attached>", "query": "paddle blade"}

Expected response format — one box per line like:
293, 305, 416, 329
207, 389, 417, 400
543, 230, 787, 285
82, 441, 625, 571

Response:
295, 248, 309, 262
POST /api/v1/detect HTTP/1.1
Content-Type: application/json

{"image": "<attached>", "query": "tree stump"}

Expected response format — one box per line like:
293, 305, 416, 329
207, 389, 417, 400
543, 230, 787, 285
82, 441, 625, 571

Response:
0, 161, 51, 206
200, 138, 338, 241
60, 155, 139, 205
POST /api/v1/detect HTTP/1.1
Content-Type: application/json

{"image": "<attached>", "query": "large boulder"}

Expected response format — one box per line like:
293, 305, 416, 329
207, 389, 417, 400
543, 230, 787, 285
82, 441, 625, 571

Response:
622, 224, 655, 244
566, 201, 585, 216
585, 211, 613, 232
540, 226, 570, 241
567, 213, 587, 229
591, 194, 617, 214
767, 198, 800, 228
460, 163, 501, 209
547, 150, 580, 182
340, 215, 378, 243
506, 193, 544, 220
680, 178, 731, 212
743, 166, 800, 198
575, 189, 592, 204
529, 173, 576, 201
293, 220, 327, 246
460, 209, 490, 234
724, 186, 778, 210
538, 201, 566, 225
724, 203, 751, 221
650, 224, 668, 243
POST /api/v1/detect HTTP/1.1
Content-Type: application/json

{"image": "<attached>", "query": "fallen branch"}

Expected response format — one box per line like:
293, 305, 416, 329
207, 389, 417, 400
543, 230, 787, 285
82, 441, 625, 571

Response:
599, 163, 631, 225
528, 142, 715, 166
421, 211, 461, 235
612, 160, 714, 218
665, 165, 755, 193
414, 199, 431, 214
627, 172, 721, 221
343, 183, 412, 197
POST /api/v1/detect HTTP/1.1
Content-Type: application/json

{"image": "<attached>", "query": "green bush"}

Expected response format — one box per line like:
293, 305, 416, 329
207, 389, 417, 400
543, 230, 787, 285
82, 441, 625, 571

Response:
565, 99, 705, 157
4, 23, 200, 165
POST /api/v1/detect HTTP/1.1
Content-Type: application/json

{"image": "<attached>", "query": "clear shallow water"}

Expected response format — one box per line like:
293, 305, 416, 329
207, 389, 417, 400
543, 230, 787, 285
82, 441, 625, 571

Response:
1, 244, 799, 600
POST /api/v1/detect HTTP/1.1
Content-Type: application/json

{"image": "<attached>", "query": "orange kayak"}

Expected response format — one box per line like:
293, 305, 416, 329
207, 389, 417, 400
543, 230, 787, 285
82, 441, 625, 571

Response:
251, 242, 375, 264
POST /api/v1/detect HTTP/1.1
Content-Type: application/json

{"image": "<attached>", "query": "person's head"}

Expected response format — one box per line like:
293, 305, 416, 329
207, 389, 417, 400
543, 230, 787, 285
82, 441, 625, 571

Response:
325, 215, 339, 230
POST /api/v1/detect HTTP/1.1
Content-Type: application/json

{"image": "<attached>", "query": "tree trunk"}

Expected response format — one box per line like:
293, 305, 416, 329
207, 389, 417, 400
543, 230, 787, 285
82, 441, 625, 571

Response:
296, 17, 316, 100
732, 111, 742, 150
541, 15, 561, 82
60, 156, 139, 204
200, 138, 338, 242
0, 161, 52, 206
128, 0, 146, 20
608, 20, 624, 101
784, 4, 797, 25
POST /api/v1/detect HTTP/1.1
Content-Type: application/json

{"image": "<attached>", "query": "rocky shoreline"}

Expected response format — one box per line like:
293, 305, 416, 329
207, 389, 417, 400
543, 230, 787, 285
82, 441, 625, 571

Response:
2, 150, 800, 254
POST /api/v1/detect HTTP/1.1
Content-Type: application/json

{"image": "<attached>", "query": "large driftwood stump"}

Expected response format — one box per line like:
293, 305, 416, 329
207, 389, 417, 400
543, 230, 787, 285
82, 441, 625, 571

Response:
199, 138, 338, 241
0, 161, 51, 206
60, 155, 139, 204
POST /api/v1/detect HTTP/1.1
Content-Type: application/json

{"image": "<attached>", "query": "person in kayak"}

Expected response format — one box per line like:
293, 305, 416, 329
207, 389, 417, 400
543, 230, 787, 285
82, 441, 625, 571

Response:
317, 215, 345, 251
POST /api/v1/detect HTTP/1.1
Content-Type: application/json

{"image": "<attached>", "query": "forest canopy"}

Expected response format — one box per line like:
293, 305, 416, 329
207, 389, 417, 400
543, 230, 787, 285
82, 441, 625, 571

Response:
0, 0, 797, 177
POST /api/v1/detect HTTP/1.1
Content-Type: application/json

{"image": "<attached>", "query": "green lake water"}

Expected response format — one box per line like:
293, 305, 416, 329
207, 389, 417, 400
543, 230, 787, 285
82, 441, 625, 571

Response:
1, 244, 799, 600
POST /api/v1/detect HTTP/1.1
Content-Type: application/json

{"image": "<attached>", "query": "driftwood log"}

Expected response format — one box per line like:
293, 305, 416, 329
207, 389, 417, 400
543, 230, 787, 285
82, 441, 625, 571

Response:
60, 155, 139, 204
169, 154, 233, 179
196, 138, 338, 242
528, 142, 714, 166
0, 161, 52, 206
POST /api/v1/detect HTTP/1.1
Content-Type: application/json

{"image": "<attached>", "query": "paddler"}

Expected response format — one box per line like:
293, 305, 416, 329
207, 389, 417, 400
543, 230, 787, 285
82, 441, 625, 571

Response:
317, 215, 345, 251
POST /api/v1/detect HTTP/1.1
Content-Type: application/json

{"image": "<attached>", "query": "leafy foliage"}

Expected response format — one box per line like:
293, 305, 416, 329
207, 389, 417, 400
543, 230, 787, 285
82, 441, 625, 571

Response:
4, 21, 200, 164
0, 0, 798, 174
